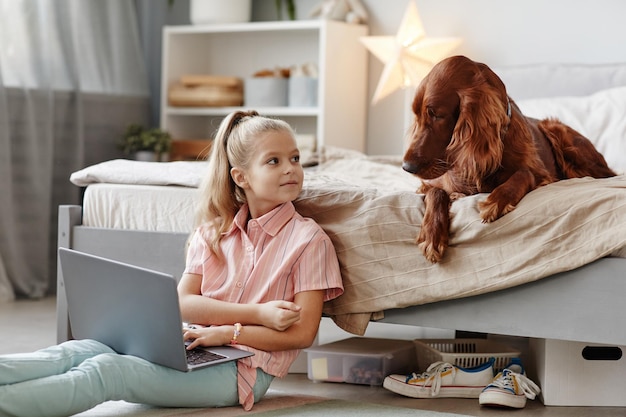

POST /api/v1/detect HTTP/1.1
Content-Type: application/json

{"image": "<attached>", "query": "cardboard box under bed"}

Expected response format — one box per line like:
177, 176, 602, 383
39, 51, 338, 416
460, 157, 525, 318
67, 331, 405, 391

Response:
530, 338, 626, 407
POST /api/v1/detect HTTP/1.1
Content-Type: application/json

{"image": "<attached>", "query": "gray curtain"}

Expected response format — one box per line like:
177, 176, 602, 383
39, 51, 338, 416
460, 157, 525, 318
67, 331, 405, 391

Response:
0, 0, 149, 300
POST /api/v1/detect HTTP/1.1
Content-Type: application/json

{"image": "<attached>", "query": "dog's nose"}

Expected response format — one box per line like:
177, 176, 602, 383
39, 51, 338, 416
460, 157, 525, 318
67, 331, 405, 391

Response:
402, 161, 419, 174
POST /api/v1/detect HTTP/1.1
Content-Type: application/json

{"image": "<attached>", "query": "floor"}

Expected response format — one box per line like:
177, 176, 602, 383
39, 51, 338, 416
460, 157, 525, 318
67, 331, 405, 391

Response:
1, 297, 624, 417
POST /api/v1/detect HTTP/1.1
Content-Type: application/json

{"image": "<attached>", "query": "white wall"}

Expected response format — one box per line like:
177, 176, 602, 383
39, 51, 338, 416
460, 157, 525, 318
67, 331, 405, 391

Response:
288, 0, 626, 155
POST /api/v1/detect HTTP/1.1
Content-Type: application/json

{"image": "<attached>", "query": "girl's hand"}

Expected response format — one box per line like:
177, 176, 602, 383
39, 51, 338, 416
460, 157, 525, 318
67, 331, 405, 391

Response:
183, 326, 228, 350
258, 300, 302, 331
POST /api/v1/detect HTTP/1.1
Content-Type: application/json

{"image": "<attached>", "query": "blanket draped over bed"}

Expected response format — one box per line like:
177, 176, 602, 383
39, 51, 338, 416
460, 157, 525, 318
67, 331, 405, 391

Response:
297, 155, 626, 335
70, 150, 626, 335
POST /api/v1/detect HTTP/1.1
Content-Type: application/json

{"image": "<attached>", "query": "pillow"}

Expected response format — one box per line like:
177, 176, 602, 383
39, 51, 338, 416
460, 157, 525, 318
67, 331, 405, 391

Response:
516, 86, 626, 174
495, 63, 626, 100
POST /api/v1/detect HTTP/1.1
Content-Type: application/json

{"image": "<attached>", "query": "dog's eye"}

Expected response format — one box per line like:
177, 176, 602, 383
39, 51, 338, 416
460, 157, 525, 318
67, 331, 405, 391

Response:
427, 107, 441, 120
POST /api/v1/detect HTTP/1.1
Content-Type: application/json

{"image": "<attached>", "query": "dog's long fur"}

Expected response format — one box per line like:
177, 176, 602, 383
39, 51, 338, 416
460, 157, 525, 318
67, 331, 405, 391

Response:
403, 55, 616, 263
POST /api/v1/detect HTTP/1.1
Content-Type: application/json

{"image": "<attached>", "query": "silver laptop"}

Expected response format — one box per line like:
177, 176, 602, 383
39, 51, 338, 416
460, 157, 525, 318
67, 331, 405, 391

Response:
58, 247, 253, 372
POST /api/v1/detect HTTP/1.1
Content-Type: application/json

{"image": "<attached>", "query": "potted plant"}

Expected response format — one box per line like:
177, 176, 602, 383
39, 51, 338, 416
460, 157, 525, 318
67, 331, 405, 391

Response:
276, 0, 296, 20
118, 124, 172, 161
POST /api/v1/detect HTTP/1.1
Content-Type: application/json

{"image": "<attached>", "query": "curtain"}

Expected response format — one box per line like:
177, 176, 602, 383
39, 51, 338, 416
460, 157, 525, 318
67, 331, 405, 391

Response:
0, 0, 149, 300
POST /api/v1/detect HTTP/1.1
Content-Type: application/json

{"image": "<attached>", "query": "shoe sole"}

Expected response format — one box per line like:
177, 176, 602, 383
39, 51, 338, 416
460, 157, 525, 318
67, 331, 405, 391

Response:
479, 391, 527, 408
383, 377, 485, 399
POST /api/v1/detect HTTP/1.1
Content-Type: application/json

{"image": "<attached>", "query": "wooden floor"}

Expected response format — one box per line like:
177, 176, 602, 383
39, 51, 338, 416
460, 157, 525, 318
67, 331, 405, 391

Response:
1, 297, 624, 416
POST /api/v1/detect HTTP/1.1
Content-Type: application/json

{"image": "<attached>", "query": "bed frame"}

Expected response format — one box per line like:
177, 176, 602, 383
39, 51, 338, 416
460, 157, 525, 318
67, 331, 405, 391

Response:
57, 204, 626, 347
56, 62, 626, 349
380, 257, 626, 345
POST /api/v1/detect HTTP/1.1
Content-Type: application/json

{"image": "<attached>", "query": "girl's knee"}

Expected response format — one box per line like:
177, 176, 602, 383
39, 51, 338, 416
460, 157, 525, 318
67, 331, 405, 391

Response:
82, 352, 131, 372
57, 339, 115, 356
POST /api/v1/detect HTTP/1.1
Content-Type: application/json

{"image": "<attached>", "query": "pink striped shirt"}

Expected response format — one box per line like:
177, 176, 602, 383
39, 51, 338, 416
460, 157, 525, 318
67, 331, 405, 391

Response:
184, 202, 343, 404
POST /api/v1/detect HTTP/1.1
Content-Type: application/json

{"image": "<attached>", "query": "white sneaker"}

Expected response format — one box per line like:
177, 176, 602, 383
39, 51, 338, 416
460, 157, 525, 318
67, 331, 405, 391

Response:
383, 358, 495, 399
479, 358, 541, 408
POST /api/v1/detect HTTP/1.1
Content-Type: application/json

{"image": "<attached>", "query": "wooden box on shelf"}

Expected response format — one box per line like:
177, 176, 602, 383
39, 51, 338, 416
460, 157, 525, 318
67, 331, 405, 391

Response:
169, 139, 213, 161
168, 75, 243, 107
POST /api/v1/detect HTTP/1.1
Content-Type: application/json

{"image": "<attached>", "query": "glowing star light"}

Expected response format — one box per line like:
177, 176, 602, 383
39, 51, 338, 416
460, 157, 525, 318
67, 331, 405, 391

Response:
360, 1, 462, 104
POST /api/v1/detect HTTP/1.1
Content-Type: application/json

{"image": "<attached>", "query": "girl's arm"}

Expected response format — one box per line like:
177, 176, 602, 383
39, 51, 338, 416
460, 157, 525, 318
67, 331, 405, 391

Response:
183, 289, 325, 351
178, 272, 303, 332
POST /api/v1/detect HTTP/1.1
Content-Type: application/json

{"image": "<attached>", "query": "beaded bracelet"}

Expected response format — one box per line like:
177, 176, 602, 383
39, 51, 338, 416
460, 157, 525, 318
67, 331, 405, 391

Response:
231, 323, 242, 344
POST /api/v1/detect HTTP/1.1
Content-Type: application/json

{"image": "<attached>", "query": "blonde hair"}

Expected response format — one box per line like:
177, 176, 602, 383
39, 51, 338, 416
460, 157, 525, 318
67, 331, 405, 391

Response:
196, 110, 296, 257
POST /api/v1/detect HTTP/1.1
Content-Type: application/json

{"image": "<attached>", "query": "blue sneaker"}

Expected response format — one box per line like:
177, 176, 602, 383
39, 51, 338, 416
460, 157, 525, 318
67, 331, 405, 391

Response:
383, 358, 495, 398
479, 358, 541, 408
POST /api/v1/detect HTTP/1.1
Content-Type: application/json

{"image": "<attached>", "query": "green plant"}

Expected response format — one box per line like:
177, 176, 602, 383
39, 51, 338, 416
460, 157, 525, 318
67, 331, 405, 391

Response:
275, 0, 296, 20
118, 124, 172, 156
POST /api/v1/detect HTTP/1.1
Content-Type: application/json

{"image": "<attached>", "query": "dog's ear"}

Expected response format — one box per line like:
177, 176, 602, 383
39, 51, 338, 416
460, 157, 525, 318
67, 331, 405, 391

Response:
449, 67, 508, 180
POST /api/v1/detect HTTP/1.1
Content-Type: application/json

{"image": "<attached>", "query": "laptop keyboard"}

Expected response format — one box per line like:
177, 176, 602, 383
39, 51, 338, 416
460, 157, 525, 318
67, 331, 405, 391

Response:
186, 348, 227, 366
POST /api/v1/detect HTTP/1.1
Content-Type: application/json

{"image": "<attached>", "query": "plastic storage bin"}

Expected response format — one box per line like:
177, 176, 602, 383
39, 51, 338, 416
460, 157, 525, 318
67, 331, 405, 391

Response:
306, 337, 416, 386
414, 339, 520, 373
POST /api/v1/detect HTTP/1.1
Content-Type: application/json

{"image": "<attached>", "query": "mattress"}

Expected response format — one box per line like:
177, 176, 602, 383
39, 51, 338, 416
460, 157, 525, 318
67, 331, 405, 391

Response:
82, 183, 198, 232
75, 148, 418, 232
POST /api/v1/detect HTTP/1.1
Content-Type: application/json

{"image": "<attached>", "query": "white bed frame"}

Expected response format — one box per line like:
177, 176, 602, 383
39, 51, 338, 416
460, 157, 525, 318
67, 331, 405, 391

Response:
57, 204, 626, 347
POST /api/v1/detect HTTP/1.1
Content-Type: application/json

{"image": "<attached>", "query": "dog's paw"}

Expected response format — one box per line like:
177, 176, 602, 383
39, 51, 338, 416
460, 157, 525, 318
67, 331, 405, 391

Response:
417, 231, 447, 263
449, 192, 467, 201
418, 241, 446, 263
478, 198, 515, 223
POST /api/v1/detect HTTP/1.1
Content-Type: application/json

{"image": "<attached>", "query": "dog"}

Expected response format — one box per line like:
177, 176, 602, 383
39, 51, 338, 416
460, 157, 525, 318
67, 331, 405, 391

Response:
402, 55, 616, 263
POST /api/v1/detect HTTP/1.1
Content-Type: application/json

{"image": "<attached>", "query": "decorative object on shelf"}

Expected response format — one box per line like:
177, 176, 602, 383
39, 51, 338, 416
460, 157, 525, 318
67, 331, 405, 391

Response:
168, 74, 243, 107
189, 0, 252, 24
118, 124, 172, 162
289, 63, 319, 107
309, 0, 368, 24
360, 1, 462, 104
275, 0, 296, 20
244, 67, 290, 107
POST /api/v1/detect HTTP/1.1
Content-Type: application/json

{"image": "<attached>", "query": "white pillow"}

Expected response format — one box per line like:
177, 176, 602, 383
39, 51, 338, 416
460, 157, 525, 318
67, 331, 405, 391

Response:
517, 86, 626, 175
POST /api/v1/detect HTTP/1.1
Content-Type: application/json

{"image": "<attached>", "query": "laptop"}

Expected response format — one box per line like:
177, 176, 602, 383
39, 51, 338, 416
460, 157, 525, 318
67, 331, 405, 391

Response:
58, 247, 253, 372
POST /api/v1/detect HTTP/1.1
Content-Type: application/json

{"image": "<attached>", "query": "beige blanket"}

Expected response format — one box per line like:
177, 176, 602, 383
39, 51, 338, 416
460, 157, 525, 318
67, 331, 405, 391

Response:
294, 156, 626, 335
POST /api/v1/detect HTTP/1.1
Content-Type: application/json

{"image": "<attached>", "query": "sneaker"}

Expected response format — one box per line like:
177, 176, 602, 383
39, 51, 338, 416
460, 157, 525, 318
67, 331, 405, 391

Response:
479, 358, 541, 408
383, 358, 495, 398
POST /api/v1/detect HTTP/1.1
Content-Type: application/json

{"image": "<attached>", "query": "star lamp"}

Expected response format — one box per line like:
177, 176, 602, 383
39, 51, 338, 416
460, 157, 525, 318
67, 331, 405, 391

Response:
360, 1, 462, 104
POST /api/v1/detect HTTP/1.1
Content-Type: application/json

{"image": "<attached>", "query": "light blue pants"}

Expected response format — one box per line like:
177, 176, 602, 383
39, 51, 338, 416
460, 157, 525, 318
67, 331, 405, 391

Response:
0, 339, 273, 417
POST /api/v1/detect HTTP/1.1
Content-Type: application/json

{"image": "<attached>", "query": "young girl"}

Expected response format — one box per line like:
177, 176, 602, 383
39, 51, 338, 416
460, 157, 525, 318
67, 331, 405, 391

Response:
0, 110, 344, 417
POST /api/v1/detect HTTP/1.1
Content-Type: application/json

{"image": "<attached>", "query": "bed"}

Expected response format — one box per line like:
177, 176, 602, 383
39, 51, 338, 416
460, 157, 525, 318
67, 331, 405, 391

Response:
57, 63, 626, 348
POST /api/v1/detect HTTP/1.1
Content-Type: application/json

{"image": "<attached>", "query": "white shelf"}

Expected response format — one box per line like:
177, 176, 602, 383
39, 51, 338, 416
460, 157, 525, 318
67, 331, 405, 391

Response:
160, 20, 368, 154
165, 106, 320, 117
165, 19, 325, 34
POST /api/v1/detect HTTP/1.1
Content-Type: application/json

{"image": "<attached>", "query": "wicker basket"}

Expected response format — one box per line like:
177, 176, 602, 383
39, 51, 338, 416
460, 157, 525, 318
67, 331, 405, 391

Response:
414, 339, 520, 373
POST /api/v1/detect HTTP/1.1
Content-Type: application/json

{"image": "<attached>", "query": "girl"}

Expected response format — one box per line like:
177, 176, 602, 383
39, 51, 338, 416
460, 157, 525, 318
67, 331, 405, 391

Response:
0, 110, 344, 417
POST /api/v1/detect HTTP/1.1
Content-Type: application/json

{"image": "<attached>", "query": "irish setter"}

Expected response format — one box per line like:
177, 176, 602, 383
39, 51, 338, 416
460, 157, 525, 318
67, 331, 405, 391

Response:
403, 55, 616, 263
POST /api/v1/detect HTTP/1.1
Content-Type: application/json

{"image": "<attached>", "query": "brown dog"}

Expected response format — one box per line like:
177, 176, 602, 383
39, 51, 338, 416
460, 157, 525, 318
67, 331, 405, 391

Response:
403, 55, 616, 263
